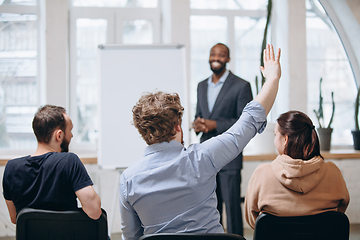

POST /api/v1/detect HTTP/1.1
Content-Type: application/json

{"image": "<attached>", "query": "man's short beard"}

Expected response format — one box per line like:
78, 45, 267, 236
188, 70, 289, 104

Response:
210, 62, 226, 75
60, 138, 70, 152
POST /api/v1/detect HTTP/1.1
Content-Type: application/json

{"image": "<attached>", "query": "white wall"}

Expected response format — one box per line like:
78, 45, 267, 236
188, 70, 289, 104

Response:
44, 0, 69, 108
273, 0, 308, 117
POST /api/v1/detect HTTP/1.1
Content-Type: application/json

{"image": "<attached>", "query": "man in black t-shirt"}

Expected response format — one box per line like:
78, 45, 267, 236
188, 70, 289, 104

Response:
2, 105, 102, 224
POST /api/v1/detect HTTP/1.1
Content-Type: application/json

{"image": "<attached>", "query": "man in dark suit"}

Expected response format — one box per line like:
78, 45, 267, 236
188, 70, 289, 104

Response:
193, 43, 253, 236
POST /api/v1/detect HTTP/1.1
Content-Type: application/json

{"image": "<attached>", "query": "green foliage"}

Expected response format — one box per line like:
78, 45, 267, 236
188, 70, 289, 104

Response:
355, 86, 360, 130
313, 78, 335, 129
257, 0, 272, 95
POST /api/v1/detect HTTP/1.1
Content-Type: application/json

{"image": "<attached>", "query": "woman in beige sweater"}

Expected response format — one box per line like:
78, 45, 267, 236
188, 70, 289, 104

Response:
244, 110, 350, 229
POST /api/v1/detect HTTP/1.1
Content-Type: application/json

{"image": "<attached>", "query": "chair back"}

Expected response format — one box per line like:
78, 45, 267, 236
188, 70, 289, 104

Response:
253, 211, 349, 240
138, 233, 245, 240
16, 208, 108, 240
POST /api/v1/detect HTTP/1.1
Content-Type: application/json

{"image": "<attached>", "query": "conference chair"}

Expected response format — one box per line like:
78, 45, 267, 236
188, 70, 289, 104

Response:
16, 207, 108, 240
253, 211, 350, 240
138, 233, 246, 240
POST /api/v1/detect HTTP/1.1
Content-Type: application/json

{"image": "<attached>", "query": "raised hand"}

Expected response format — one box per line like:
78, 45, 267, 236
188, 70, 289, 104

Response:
254, 44, 282, 115
260, 44, 281, 82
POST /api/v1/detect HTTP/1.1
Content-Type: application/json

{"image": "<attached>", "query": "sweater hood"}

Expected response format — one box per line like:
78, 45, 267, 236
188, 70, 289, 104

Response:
271, 155, 326, 194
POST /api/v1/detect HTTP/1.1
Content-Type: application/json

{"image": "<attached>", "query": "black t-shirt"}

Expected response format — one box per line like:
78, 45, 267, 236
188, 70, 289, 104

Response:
2, 152, 93, 213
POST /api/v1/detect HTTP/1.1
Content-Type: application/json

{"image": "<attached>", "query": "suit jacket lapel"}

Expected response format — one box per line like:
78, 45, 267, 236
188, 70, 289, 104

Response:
200, 81, 211, 118
209, 71, 234, 118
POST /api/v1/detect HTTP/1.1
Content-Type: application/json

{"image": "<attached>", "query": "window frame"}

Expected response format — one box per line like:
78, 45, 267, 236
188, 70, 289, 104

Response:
69, 5, 162, 154
0, 2, 41, 156
190, 8, 267, 72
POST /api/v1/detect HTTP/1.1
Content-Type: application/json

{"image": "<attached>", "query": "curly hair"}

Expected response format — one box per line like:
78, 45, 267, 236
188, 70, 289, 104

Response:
132, 91, 184, 145
32, 105, 67, 144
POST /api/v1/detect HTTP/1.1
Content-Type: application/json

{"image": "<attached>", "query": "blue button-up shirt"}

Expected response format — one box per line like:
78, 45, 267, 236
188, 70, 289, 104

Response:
119, 101, 267, 240
207, 70, 229, 113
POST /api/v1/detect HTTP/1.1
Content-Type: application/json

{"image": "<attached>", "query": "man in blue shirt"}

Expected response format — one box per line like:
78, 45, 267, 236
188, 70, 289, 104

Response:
119, 44, 281, 240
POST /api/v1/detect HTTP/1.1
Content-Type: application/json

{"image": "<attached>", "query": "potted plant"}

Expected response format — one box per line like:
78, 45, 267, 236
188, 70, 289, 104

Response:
351, 86, 360, 150
313, 77, 335, 151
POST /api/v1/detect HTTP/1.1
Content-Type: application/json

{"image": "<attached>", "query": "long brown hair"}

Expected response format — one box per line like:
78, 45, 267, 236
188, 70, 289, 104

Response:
277, 110, 323, 160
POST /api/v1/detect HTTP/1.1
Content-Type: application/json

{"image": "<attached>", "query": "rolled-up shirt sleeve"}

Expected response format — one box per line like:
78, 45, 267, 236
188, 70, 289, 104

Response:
201, 101, 267, 171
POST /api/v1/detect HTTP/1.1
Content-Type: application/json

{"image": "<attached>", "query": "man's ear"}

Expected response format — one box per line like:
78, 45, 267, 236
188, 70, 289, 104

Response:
54, 129, 64, 142
175, 124, 181, 133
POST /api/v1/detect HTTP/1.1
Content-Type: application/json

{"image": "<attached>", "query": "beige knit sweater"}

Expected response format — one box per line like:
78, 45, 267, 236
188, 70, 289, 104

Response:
244, 155, 350, 229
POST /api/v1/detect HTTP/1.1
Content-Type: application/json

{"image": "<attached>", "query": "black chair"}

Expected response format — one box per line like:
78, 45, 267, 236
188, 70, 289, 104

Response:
16, 207, 108, 240
138, 233, 246, 240
253, 211, 350, 240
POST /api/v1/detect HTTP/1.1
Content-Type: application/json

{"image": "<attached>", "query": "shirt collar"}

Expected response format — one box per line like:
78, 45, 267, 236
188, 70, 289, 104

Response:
208, 69, 229, 85
144, 140, 184, 156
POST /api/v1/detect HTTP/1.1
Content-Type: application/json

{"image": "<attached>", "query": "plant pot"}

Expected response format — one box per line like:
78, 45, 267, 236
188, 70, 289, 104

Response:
351, 130, 360, 150
317, 128, 333, 151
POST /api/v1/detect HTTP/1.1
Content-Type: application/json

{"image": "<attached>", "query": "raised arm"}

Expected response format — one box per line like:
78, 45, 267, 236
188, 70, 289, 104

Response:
200, 44, 281, 171
254, 44, 281, 115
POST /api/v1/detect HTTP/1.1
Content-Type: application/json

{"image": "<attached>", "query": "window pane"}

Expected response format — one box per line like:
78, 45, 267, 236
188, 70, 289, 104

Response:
190, 15, 227, 84
191, 0, 268, 10
72, 0, 157, 8
306, 1, 356, 146
0, 13, 38, 149
123, 20, 153, 44
190, 15, 227, 143
76, 19, 107, 143
0, 0, 36, 6
234, 17, 267, 98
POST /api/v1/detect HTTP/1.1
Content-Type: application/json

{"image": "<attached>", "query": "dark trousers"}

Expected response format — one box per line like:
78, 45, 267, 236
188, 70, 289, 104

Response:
216, 169, 243, 236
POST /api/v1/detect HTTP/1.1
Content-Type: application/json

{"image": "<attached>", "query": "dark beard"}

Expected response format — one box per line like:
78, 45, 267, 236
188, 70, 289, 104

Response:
60, 138, 69, 152
210, 61, 226, 75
